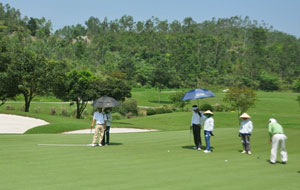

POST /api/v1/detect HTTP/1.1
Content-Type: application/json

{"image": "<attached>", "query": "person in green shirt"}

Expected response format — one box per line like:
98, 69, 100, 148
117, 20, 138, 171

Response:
268, 118, 288, 164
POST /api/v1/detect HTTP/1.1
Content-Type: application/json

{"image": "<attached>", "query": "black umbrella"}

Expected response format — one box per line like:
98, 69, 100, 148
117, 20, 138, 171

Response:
92, 96, 120, 108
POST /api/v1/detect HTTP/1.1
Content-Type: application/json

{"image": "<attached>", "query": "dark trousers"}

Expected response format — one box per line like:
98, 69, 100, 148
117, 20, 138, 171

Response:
241, 134, 251, 152
192, 124, 202, 148
101, 126, 110, 145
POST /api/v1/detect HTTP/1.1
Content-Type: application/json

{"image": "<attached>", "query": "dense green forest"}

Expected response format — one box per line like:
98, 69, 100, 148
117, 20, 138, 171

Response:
1, 2, 300, 91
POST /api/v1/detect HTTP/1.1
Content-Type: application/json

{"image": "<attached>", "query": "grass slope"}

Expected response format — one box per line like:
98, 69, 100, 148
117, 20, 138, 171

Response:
0, 128, 299, 190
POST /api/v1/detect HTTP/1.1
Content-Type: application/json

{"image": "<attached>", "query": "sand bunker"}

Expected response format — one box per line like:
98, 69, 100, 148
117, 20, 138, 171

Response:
0, 114, 49, 134
0, 114, 158, 134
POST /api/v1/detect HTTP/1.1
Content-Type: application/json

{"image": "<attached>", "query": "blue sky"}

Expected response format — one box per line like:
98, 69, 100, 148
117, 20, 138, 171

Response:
2, 0, 300, 38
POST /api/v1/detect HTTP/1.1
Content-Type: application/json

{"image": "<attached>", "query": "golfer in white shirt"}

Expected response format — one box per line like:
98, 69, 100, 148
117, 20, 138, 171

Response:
90, 108, 107, 147
203, 110, 214, 153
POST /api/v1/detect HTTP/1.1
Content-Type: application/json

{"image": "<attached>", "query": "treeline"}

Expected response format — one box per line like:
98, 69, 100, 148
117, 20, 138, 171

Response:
1, 3, 300, 92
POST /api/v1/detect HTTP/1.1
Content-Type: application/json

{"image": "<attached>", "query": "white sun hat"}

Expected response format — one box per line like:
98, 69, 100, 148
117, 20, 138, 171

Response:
203, 110, 214, 115
240, 113, 251, 119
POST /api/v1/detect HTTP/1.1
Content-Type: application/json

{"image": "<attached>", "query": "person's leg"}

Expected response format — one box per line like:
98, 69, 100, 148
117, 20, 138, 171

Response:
199, 126, 202, 148
98, 125, 105, 145
245, 135, 251, 152
92, 125, 100, 144
192, 125, 198, 147
270, 135, 279, 163
101, 131, 106, 145
241, 134, 246, 152
195, 125, 201, 148
241, 135, 247, 152
106, 126, 110, 145
279, 135, 288, 163
204, 131, 211, 151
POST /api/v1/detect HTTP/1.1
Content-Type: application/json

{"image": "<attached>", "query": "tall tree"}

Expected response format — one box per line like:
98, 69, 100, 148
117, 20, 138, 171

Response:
54, 70, 98, 119
94, 73, 132, 101
223, 87, 257, 119
7, 49, 50, 112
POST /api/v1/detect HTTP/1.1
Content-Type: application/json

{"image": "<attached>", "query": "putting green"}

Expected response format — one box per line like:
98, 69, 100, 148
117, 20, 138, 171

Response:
0, 128, 299, 190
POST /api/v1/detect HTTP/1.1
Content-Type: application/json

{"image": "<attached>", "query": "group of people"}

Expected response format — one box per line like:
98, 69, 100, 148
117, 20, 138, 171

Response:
190, 105, 288, 164
89, 105, 289, 165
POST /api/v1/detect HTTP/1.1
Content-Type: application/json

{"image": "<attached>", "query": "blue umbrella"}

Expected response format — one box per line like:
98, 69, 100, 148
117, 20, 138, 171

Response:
181, 88, 216, 101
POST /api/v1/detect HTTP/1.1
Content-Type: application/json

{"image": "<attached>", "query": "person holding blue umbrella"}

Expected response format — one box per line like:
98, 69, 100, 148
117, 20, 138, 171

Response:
182, 88, 215, 151
190, 105, 205, 150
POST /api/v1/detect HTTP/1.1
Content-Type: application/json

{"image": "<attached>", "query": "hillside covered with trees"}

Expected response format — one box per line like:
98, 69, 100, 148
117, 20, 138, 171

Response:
1, 2, 300, 93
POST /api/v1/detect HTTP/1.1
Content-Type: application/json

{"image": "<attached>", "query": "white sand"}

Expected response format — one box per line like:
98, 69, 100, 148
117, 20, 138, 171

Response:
0, 114, 49, 134
0, 114, 158, 134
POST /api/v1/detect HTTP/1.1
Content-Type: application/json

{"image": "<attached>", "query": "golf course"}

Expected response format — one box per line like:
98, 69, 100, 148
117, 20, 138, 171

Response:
1, 89, 300, 190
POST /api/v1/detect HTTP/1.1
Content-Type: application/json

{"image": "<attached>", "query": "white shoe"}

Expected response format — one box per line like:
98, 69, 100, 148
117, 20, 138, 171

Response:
99, 144, 103, 147
241, 150, 246, 154
89, 144, 97, 147
204, 150, 211, 153
197, 148, 201, 151
247, 151, 252, 155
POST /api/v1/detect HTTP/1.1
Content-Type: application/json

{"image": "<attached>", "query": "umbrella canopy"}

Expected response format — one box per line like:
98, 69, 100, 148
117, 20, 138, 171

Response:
181, 88, 216, 101
92, 96, 120, 108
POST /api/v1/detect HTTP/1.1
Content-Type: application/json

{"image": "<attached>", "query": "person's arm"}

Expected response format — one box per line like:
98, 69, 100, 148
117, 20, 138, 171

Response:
268, 124, 273, 143
211, 118, 214, 131
191, 113, 194, 128
103, 113, 107, 130
90, 118, 95, 131
249, 121, 253, 134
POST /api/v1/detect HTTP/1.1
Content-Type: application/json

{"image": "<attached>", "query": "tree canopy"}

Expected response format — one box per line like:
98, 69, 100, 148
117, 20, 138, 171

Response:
1, 2, 300, 113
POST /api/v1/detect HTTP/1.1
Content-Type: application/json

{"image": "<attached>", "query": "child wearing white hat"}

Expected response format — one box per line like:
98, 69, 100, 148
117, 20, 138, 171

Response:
239, 113, 253, 154
203, 110, 214, 153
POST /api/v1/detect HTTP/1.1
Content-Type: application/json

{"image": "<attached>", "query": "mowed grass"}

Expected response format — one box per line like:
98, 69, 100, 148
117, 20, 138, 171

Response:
0, 90, 298, 134
0, 90, 300, 189
0, 128, 299, 190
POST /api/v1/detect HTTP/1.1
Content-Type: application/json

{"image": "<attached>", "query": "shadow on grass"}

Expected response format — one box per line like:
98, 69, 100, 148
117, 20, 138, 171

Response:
107, 142, 123, 146
298, 171, 300, 174
265, 160, 286, 164
182, 145, 214, 151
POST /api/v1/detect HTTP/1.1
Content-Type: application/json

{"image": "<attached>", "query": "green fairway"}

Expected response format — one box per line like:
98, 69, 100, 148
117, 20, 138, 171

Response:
1, 90, 300, 189
0, 128, 299, 190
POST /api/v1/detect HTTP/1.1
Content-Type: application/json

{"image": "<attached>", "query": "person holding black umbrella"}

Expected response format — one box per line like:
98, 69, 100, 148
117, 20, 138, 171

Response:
90, 107, 107, 147
101, 107, 112, 146
190, 105, 205, 151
